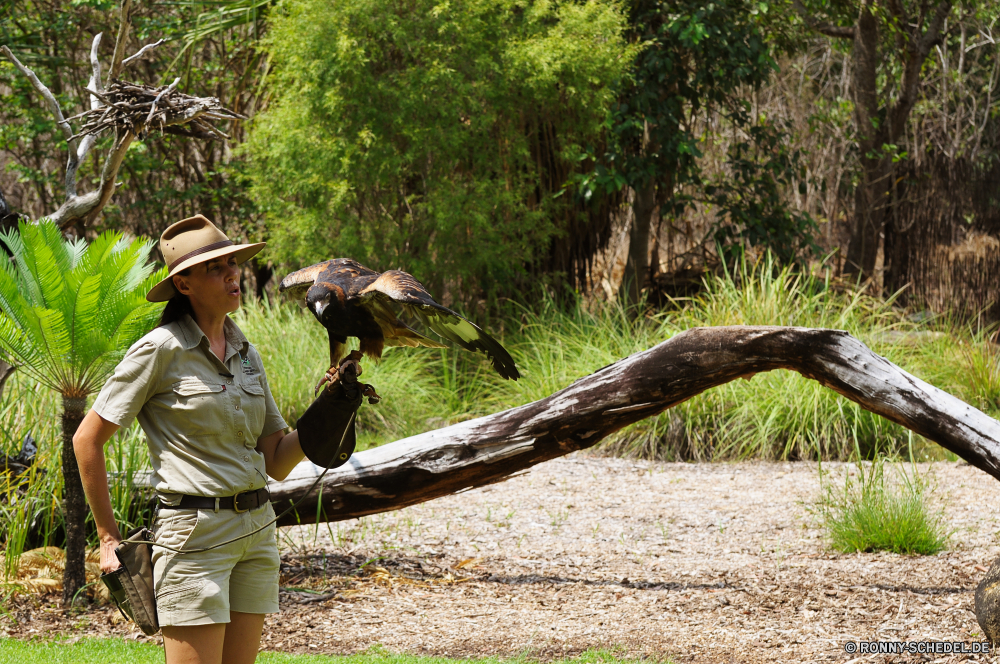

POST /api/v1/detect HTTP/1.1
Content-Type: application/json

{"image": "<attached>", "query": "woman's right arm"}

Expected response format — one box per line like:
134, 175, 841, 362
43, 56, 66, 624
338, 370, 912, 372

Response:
73, 410, 122, 573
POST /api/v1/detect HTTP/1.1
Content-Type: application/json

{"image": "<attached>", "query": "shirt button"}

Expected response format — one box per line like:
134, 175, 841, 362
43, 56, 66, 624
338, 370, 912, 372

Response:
235, 404, 241, 411
237, 431, 244, 438
227, 379, 233, 385
243, 455, 250, 462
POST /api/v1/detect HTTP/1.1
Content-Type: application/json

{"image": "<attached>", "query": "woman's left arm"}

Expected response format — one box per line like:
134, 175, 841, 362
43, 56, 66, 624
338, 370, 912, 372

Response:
256, 429, 304, 482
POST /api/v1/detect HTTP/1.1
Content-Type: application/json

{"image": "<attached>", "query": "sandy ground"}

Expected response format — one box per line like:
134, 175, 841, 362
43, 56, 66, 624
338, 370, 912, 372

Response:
4, 454, 1000, 663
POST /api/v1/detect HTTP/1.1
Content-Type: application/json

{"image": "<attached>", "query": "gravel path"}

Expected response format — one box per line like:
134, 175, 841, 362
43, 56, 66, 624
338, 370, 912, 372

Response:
4, 454, 999, 663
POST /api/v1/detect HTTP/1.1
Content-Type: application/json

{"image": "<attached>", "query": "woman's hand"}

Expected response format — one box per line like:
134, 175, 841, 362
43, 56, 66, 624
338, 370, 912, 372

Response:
99, 534, 122, 574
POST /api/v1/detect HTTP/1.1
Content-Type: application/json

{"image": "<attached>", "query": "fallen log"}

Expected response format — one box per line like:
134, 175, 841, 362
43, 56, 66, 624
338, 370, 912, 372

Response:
263, 325, 1000, 526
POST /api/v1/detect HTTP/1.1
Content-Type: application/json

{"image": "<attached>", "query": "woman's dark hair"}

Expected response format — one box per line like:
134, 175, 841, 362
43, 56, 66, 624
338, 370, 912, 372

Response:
156, 269, 193, 327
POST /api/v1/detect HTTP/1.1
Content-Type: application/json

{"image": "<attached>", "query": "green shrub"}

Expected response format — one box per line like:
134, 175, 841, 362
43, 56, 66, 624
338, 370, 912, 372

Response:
816, 454, 951, 555
247, 0, 634, 300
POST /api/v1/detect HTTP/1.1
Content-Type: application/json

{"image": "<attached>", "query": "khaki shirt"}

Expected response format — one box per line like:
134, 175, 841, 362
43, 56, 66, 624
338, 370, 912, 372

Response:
93, 313, 287, 502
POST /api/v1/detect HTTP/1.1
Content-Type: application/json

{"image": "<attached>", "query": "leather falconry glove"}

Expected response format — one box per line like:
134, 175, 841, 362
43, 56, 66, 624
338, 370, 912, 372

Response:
297, 351, 379, 468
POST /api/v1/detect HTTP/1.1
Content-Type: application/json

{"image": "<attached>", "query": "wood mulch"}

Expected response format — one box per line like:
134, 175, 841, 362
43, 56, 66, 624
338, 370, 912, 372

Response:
2, 454, 998, 663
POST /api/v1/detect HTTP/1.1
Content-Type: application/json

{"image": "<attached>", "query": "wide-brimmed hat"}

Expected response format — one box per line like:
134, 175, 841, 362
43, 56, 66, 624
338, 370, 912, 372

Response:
146, 214, 265, 302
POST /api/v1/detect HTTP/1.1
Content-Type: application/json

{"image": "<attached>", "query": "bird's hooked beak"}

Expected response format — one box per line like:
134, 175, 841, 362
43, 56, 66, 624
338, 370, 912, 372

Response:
309, 291, 331, 319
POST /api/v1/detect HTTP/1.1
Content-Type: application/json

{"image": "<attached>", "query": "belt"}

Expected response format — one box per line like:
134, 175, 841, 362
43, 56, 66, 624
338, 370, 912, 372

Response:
163, 487, 270, 513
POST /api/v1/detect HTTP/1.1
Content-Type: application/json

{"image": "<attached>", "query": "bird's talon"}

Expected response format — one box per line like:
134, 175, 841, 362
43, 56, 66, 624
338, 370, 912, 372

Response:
314, 366, 340, 395
360, 383, 382, 404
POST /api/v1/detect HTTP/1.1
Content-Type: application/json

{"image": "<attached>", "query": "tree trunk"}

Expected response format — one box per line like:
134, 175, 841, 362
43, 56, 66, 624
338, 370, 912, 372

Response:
260, 326, 1000, 526
620, 120, 659, 307
61, 395, 88, 606
843, 1, 886, 280
842, 0, 951, 282
0, 362, 15, 401
621, 176, 657, 307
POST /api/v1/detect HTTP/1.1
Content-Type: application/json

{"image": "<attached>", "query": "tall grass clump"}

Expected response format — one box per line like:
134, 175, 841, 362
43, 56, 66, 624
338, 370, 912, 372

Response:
816, 452, 951, 555
960, 332, 1000, 415
595, 259, 928, 460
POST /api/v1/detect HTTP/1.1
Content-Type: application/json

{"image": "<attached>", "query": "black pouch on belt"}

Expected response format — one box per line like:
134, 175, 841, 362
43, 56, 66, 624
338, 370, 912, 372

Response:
297, 370, 364, 469
100, 527, 159, 635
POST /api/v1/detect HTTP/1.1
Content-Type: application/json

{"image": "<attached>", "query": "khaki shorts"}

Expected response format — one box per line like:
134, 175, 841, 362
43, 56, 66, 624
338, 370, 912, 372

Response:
151, 502, 280, 626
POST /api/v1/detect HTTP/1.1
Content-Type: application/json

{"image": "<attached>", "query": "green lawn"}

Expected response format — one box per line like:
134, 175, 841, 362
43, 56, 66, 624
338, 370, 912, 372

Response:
0, 638, 663, 664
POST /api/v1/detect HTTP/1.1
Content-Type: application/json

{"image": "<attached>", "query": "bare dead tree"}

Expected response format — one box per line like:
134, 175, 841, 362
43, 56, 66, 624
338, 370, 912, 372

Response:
0, 0, 242, 231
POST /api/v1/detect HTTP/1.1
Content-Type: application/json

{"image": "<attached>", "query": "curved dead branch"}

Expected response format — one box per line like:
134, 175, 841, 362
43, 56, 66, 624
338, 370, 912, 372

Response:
264, 326, 1000, 526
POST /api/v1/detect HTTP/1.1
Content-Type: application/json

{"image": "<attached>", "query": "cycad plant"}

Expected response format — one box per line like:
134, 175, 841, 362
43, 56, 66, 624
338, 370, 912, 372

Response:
0, 220, 165, 604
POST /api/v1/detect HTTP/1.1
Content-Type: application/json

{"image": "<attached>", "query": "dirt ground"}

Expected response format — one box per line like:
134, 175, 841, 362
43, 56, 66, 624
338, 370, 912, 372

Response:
3, 454, 1000, 663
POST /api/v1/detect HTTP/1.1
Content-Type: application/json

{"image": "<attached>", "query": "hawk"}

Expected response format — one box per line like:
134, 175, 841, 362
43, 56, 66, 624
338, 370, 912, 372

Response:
279, 259, 520, 388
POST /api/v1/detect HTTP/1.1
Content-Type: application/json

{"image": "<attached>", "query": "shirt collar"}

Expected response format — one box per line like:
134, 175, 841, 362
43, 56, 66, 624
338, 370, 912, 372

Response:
178, 313, 250, 358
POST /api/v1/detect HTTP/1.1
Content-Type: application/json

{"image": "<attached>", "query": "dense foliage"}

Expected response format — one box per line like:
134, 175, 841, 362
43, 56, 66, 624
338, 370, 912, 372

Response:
247, 0, 634, 299
582, 0, 816, 267
1, 0, 997, 315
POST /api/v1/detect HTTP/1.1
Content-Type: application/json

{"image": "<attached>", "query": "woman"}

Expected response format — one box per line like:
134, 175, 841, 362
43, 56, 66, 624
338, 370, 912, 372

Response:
74, 215, 359, 664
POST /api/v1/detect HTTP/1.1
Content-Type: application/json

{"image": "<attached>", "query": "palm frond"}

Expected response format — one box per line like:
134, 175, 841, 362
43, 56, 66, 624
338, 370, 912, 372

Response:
36, 222, 75, 276
118, 238, 158, 291
98, 241, 147, 303
25, 229, 71, 318
0, 220, 164, 398
105, 296, 163, 350
68, 273, 104, 368
96, 263, 166, 339
167, 0, 272, 74
0, 313, 47, 375
0, 263, 45, 343
0, 226, 44, 307
65, 236, 88, 269
35, 307, 72, 383
75, 231, 123, 278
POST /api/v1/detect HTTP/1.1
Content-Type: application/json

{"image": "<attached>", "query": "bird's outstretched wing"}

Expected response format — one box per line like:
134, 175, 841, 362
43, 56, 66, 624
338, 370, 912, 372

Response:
279, 259, 380, 301
358, 270, 520, 380
278, 260, 334, 301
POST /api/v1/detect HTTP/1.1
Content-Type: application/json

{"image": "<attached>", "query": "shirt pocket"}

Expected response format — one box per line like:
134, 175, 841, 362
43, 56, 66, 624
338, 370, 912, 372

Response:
171, 378, 227, 436
238, 377, 266, 439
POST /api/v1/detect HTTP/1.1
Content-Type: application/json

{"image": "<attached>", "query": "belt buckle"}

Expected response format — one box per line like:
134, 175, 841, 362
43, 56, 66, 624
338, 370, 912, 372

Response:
233, 490, 250, 513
